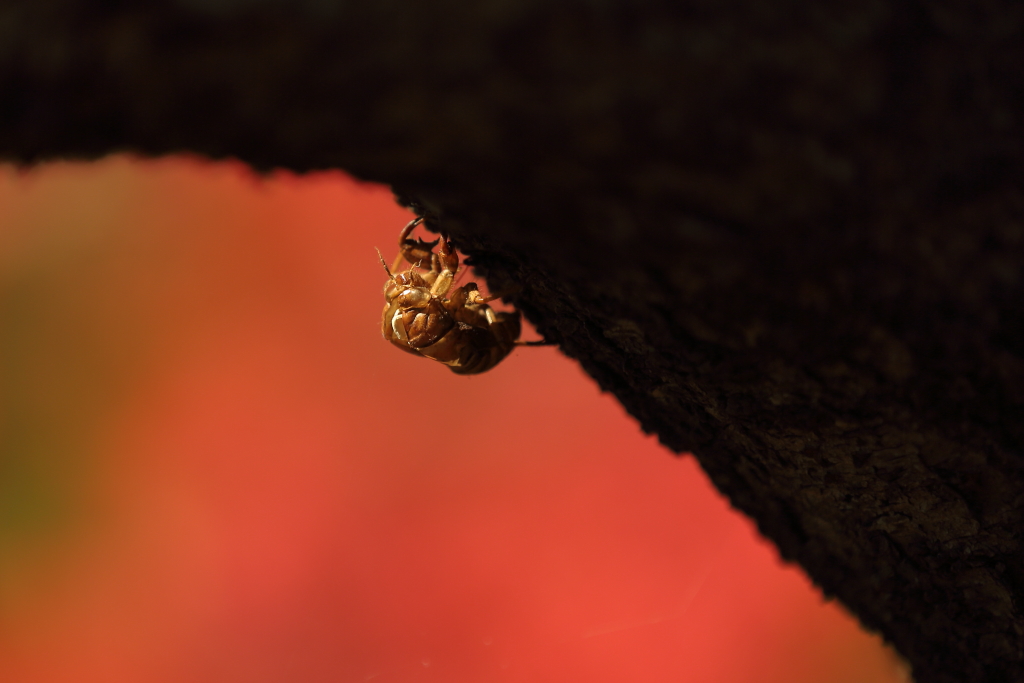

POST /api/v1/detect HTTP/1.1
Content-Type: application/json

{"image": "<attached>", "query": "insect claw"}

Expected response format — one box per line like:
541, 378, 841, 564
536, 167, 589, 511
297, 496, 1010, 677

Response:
397, 217, 423, 244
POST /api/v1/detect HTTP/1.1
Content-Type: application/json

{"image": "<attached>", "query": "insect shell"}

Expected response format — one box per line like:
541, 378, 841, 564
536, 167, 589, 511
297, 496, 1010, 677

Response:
379, 217, 522, 375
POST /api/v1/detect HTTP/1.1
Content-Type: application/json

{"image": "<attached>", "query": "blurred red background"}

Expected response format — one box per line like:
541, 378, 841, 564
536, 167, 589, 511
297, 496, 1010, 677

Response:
0, 157, 907, 683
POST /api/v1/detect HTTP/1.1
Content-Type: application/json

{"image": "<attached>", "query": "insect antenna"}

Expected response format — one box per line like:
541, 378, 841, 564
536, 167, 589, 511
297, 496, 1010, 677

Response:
375, 248, 396, 280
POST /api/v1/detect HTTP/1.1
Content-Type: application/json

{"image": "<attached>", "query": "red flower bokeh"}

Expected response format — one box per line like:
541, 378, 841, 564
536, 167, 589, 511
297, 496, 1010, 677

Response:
0, 157, 907, 683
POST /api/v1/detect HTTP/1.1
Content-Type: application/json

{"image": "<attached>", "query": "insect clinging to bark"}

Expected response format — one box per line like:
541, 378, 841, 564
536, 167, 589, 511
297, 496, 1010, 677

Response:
378, 217, 539, 374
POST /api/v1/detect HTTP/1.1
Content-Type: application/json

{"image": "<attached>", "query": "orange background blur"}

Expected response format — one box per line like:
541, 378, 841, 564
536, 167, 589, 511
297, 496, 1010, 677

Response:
0, 157, 906, 683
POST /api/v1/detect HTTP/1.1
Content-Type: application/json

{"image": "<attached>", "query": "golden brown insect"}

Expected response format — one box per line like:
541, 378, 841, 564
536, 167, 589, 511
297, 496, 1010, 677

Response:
378, 217, 534, 374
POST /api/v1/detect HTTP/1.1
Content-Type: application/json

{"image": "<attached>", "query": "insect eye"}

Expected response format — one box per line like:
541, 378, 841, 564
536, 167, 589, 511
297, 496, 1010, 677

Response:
397, 272, 426, 287
397, 288, 430, 308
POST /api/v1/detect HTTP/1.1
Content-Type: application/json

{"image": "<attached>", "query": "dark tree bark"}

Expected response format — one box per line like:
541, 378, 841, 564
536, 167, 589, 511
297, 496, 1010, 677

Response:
2, 2, 1022, 681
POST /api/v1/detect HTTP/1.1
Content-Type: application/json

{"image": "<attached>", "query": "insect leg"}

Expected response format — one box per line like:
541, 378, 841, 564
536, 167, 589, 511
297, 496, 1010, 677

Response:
390, 218, 420, 272
392, 217, 440, 273
429, 235, 460, 298
467, 286, 522, 305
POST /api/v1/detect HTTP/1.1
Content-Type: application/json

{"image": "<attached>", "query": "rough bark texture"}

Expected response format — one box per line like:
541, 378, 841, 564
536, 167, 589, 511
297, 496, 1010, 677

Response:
2, 2, 1023, 681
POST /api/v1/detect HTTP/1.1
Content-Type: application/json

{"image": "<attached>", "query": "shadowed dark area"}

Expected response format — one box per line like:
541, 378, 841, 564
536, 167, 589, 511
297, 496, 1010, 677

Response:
2, 2, 1023, 681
